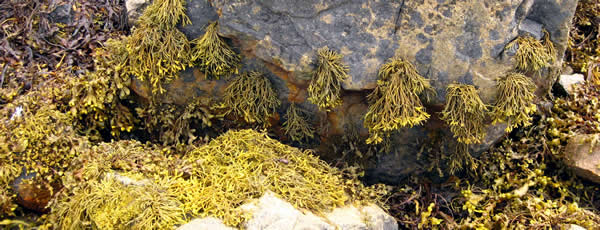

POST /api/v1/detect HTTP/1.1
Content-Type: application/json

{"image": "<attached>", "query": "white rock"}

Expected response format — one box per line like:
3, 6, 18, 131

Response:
125, 0, 151, 25
177, 217, 235, 230
558, 73, 585, 95
568, 224, 587, 230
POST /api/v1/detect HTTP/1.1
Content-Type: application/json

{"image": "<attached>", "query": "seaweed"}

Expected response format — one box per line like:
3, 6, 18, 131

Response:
308, 47, 349, 111
505, 32, 555, 72
220, 71, 280, 126
191, 21, 241, 79
440, 83, 488, 145
491, 73, 537, 133
363, 57, 431, 144
282, 103, 315, 143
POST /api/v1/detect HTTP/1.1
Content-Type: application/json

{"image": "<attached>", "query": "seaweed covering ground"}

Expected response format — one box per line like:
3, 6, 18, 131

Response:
1, 0, 600, 229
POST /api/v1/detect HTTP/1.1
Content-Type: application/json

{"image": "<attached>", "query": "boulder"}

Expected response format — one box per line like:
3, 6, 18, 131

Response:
557, 73, 585, 95
125, 0, 151, 25
179, 191, 397, 230
131, 0, 579, 183
564, 134, 600, 184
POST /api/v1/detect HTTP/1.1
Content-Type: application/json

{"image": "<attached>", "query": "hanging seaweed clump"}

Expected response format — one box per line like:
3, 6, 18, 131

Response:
68, 38, 136, 139
191, 21, 241, 79
220, 71, 280, 126
308, 47, 349, 111
491, 73, 537, 133
505, 30, 556, 72
440, 83, 488, 145
126, 0, 192, 95
363, 57, 431, 144
136, 98, 216, 145
282, 103, 315, 143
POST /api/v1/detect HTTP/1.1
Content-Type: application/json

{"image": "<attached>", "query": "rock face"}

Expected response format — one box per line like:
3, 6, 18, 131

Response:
564, 134, 600, 184
130, 0, 579, 183
177, 192, 397, 230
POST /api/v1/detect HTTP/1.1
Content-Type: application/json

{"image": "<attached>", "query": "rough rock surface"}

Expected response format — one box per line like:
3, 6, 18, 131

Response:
557, 73, 585, 95
130, 0, 579, 183
178, 191, 397, 230
125, 0, 151, 25
564, 134, 600, 184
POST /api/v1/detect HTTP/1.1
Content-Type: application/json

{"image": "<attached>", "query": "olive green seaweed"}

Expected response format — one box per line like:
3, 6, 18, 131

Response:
363, 57, 431, 144
491, 73, 537, 133
282, 103, 315, 142
191, 21, 241, 79
220, 71, 281, 125
308, 47, 349, 111
440, 83, 488, 145
505, 30, 556, 72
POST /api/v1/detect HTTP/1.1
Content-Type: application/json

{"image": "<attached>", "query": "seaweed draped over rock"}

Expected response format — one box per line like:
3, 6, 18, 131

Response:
220, 71, 280, 126
308, 47, 349, 111
363, 57, 431, 145
191, 21, 241, 79
46, 129, 385, 228
505, 30, 556, 73
282, 103, 315, 143
440, 83, 488, 145
491, 73, 537, 133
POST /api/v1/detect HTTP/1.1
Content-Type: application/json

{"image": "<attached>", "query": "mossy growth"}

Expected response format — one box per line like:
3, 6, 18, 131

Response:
505, 30, 556, 72
68, 37, 135, 138
191, 21, 241, 79
46, 130, 385, 228
282, 103, 315, 142
220, 71, 280, 126
491, 73, 537, 133
440, 83, 488, 145
363, 57, 431, 145
308, 47, 349, 111
126, 0, 193, 95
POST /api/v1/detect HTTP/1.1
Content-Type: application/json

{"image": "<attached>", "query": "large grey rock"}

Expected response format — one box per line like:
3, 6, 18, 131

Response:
564, 134, 600, 184
179, 192, 397, 230
131, 0, 579, 183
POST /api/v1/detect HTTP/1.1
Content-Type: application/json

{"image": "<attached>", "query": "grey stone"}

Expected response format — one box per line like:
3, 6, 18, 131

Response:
49, 4, 73, 24
564, 134, 600, 184
518, 19, 543, 39
125, 0, 151, 26
177, 217, 236, 230
558, 73, 585, 95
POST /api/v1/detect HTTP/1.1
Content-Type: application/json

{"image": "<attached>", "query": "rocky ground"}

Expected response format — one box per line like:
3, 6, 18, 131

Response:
1, 0, 600, 229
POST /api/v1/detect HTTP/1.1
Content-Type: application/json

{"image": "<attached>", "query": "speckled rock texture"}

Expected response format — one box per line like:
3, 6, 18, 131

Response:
130, 0, 578, 184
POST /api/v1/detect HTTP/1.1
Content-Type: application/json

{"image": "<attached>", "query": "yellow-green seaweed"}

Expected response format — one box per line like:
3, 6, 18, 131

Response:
220, 71, 281, 125
282, 103, 315, 142
308, 47, 349, 111
363, 57, 431, 144
505, 32, 555, 72
440, 83, 488, 145
191, 21, 241, 79
491, 72, 537, 133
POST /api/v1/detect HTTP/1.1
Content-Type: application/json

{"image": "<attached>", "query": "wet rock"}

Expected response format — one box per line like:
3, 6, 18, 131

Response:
12, 172, 56, 213
557, 73, 585, 95
564, 134, 600, 184
49, 4, 73, 24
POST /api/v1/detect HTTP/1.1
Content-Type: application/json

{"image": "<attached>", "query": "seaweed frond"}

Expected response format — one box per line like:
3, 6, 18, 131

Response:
440, 83, 488, 145
48, 175, 185, 230
282, 103, 315, 142
491, 73, 537, 133
139, 0, 191, 29
191, 21, 241, 79
221, 71, 280, 126
126, 25, 192, 95
542, 29, 557, 64
308, 47, 349, 111
364, 57, 431, 144
505, 33, 554, 72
